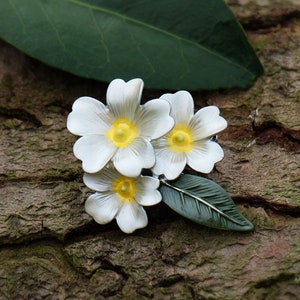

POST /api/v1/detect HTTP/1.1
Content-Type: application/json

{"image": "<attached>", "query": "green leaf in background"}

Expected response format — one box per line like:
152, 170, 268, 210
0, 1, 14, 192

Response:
160, 174, 253, 231
0, 0, 263, 90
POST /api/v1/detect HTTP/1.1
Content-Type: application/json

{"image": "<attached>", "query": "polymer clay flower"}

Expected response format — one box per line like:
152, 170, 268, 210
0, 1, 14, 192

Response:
67, 78, 174, 177
152, 91, 227, 180
83, 166, 161, 233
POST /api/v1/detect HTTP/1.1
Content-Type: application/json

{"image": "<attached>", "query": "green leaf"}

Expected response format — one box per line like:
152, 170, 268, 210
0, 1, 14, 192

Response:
0, 0, 263, 90
160, 174, 253, 231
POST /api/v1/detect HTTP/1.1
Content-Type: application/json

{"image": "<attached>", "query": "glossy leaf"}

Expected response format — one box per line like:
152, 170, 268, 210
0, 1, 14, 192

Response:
160, 174, 253, 231
0, 0, 263, 90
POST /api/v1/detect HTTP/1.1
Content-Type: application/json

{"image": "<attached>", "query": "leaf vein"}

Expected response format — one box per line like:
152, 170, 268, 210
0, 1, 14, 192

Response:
161, 179, 244, 226
38, 2, 68, 54
67, 0, 254, 76
89, 8, 110, 66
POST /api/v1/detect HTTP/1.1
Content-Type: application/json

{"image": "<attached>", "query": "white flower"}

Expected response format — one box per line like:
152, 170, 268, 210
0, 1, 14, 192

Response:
83, 166, 161, 233
67, 78, 174, 177
152, 91, 227, 180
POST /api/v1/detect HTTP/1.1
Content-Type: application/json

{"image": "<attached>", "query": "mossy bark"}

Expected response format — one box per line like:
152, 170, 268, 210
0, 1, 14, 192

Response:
0, 1, 299, 299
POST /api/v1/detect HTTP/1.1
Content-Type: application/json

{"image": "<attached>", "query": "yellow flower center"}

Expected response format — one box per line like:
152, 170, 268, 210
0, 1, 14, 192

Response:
106, 118, 137, 148
166, 124, 193, 153
112, 176, 136, 203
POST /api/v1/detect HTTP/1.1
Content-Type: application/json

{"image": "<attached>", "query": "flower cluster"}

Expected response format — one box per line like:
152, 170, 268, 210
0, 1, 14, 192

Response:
67, 78, 227, 233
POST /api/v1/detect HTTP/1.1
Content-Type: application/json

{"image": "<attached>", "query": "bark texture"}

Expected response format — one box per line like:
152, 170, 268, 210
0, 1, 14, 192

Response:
0, 1, 299, 299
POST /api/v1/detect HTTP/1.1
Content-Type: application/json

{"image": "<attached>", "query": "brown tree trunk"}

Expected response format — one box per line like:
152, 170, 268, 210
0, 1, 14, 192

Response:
0, 1, 299, 299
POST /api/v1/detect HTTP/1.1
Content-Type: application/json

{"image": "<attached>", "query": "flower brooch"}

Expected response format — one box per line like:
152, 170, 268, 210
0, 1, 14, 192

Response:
67, 78, 235, 233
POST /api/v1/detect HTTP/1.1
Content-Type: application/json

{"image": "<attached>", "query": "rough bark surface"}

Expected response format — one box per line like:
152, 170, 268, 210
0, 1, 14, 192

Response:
0, 1, 299, 299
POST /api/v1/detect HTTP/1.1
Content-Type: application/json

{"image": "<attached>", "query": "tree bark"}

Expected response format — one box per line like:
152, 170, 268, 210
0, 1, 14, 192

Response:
0, 1, 299, 299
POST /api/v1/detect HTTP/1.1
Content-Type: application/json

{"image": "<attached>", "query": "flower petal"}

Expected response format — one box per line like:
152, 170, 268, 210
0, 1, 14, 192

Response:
67, 96, 112, 136
106, 78, 143, 120
83, 167, 117, 192
116, 202, 148, 233
160, 91, 194, 124
113, 138, 155, 177
73, 135, 117, 173
135, 176, 162, 206
187, 140, 224, 173
135, 99, 174, 139
189, 106, 227, 140
152, 139, 187, 180
85, 192, 121, 224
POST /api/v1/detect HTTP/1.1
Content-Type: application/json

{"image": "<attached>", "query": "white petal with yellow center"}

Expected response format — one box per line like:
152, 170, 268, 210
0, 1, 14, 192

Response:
166, 124, 193, 153
85, 193, 122, 224
160, 91, 194, 124
106, 118, 137, 148
68, 78, 175, 176
83, 170, 117, 192
151, 90, 227, 179
189, 106, 228, 140
135, 176, 161, 206
116, 202, 148, 233
152, 138, 187, 180
134, 99, 174, 139
113, 138, 155, 177
112, 176, 136, 204
107, 78, 143, 119
83, 166, 161, 233
187, 140, 224, 173
67, 96, 112, 136
73, 135, 117, 173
